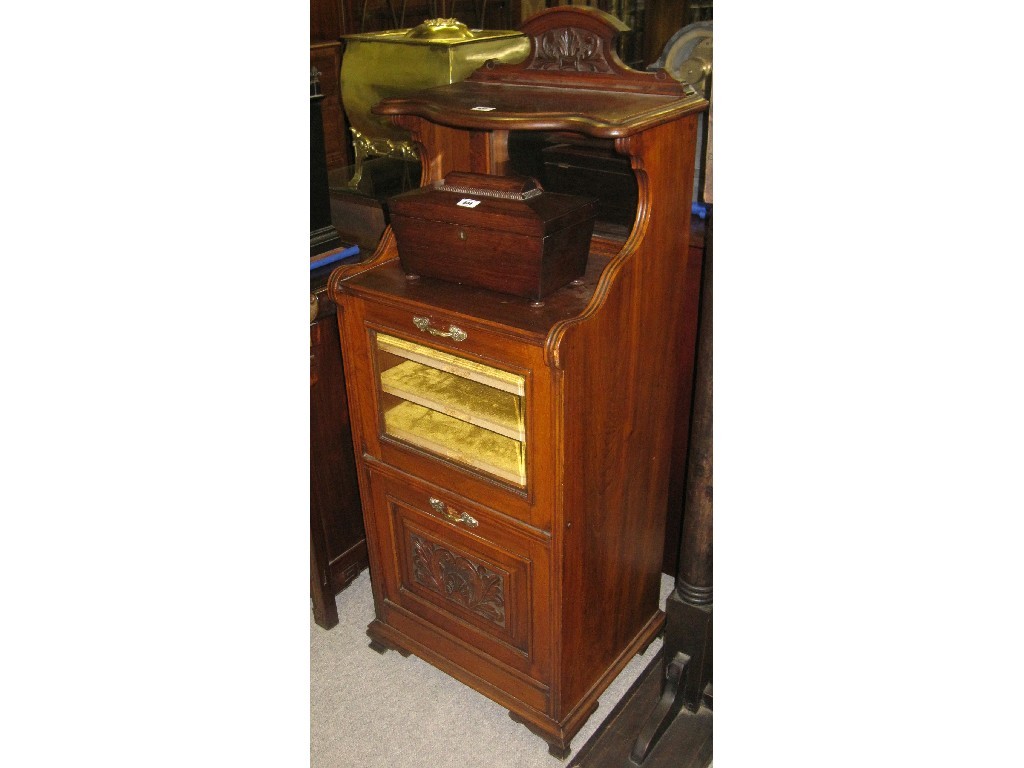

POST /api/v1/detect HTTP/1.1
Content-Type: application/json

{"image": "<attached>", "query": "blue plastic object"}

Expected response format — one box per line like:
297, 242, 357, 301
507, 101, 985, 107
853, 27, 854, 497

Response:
310, 244, 360, 271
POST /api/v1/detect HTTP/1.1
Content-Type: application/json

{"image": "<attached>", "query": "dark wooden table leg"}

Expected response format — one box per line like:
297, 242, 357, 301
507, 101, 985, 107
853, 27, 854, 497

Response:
310, 525, 339, 629
629, 213, 713, 765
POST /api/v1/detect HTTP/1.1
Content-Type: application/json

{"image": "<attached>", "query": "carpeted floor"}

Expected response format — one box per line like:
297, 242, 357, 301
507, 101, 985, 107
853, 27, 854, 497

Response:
311, 570, 675, 768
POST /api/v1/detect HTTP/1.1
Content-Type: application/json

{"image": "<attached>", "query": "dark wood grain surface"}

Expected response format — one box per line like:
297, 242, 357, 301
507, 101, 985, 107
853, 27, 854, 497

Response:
375, 79, 703, 138
310, 260, 368, 628
388, 174, 596, 300
336, 238, 619, 344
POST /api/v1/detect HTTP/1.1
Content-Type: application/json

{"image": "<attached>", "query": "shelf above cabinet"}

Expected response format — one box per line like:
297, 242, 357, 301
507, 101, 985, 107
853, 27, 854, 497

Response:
372, 8, 706, 141
375, 80, 706, 139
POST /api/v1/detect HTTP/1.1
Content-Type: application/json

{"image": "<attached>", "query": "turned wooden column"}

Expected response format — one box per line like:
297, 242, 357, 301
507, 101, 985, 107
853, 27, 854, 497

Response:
667, 211, 712, 709
676, 219, 712, 607
660, 212, 712, 710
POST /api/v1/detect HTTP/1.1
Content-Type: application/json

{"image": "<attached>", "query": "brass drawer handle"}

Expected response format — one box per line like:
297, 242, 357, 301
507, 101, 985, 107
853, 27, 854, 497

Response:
428, 497, 479, 528
413, 316, 468, 342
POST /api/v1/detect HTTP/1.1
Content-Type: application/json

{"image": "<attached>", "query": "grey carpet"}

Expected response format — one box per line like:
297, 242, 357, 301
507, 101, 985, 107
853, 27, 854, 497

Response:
311, 570, 675, 768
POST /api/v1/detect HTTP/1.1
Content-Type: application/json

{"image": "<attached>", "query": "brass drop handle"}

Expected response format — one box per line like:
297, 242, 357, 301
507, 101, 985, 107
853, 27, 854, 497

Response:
413, 316, 468, 342
428, 497, 479, 528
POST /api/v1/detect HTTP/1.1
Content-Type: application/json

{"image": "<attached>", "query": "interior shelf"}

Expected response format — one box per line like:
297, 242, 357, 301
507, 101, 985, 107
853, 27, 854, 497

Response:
377, 334, 525, 395
383, 400, 526, 486
376, 333, 527, 486
381, 360, 525, 441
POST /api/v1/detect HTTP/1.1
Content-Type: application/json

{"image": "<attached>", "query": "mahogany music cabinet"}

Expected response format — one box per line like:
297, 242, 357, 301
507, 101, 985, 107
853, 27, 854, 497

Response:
327, 7, 707, 757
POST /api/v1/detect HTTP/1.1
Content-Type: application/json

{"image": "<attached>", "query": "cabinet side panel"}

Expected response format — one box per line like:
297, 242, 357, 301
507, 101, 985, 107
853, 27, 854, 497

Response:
557, 116, 700, 715
335, 296, 395, 616
310, 312, 367, 585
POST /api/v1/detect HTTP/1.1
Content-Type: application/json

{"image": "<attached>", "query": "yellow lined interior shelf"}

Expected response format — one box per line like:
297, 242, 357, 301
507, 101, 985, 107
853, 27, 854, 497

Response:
381, 360, 525, 441
383, 400, 526, 486
377, 334, 525, 395
375, 333, 527, 487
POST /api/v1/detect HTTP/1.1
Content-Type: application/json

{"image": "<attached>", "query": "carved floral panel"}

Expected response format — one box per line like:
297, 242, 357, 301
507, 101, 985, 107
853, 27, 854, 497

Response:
528, 27, 613, 73
410, 533, 506, 626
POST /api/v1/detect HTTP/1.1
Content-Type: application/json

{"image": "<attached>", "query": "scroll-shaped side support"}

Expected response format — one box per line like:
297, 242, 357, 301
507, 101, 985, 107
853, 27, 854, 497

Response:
326, 227, 400, 306
627, 652, 691, 766
545, 117, 696, 371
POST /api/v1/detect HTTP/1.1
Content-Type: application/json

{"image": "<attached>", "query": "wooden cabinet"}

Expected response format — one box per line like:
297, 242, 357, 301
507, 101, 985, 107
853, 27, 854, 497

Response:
311, 42, 351, 171
327, 7, 706, 756
310, 0, 350, 171
310, 271, 368, 628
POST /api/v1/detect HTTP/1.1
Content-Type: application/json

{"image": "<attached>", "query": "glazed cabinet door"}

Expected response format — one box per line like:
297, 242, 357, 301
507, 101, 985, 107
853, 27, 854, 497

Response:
364, 466, 553, 712
375, 332, 527, 487
343, 297, 555, 532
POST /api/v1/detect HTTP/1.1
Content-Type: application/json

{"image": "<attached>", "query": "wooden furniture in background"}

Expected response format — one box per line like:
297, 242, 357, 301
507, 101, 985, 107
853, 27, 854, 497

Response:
312, 0, 353, 170
328, 7, 706, 755
311, 266, 370, 629
661, 215, 705, 575
312, 69, 345, 256
311, 43, 352, 171
311, 51, 367, 628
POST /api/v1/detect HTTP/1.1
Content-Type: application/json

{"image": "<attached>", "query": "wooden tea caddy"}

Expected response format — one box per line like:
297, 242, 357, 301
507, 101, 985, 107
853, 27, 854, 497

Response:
389, 171, 597, 300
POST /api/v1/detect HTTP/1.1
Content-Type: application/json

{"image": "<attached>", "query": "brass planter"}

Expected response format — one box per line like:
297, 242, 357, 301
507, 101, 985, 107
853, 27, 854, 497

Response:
341, 19, 529, 187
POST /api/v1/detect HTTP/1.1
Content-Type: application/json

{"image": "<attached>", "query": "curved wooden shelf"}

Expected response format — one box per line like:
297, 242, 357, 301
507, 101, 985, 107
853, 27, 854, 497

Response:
373, 80, 705, 139
372, 7, 706, 140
